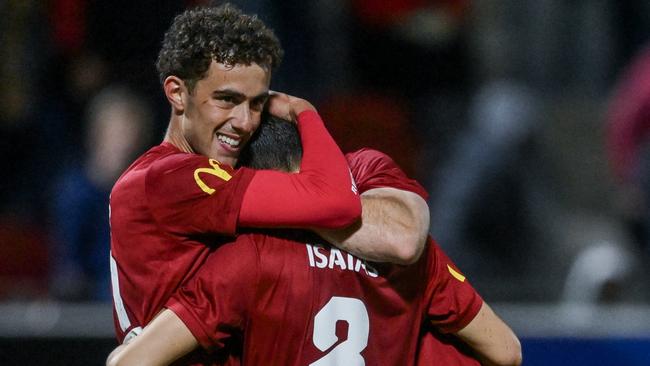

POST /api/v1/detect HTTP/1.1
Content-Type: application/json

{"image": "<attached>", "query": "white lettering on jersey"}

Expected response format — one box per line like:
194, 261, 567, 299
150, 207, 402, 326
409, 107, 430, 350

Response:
311, 296, 369, 365
312, 245, 329, 268
329, 248, 347, 270
305, 244, 378, 278
306, 244, 316, 267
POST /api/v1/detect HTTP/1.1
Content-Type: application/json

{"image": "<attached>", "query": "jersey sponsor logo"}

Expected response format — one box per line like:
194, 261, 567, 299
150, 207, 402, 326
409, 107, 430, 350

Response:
305, 244, 378, 278
447, 264, 466, 282
193, 159, 232, 194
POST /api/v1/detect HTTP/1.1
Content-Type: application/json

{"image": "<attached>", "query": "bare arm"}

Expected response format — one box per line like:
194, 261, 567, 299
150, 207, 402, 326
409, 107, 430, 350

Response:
314, 187, 430, 265
455, 302, 522, 366
106, 309, 198, 366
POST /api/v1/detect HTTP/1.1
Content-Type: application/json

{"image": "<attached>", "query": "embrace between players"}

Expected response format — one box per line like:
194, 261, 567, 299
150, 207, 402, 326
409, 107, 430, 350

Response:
106, 4, 522, 366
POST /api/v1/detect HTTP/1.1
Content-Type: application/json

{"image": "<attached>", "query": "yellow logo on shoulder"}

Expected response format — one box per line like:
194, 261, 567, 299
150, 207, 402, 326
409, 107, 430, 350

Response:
447, 264, 466, 282
194, 159, 232, 195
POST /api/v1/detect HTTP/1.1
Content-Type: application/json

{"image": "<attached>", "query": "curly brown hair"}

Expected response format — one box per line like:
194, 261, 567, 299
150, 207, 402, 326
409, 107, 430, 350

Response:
156, 3, 283, 92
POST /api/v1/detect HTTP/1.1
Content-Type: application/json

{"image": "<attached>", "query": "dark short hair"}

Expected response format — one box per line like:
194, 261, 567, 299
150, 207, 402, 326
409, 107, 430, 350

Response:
238, 115, 302, 172
156, 3, 283, 91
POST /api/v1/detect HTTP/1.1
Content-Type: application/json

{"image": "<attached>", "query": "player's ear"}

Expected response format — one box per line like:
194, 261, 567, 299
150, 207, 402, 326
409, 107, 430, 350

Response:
163, 76, 186, 114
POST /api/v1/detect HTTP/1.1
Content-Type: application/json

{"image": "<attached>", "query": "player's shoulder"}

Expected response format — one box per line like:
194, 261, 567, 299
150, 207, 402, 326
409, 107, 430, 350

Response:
223, 231, 292, 272
346, 148, 402, 175
116, 143, 180, 177
149, 144, 215, 171
145, 144, 237, 181
235, 230, 313, 270
113, 143, 224, 194
346, 148, 394, 165
237, 229, 307, 249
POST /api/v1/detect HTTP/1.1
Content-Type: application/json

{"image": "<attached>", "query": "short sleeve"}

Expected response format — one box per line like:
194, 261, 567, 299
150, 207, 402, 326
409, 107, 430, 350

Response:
346, 148, 428, 199
416, 328, 481, 366
424, 238, 483, 334
165, 236, 259, 350
146, 154, 256, 236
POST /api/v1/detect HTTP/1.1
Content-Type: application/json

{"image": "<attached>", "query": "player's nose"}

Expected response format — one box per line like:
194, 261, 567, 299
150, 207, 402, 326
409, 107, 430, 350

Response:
230, 103, 255, 133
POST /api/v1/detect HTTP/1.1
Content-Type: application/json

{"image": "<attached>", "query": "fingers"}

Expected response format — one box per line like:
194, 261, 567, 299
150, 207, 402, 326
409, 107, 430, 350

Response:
266, 91, 292, 121
266, 91, 316, 122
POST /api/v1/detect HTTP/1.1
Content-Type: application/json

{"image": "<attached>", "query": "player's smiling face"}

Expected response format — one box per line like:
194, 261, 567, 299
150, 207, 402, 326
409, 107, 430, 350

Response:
182, 60, 270, 167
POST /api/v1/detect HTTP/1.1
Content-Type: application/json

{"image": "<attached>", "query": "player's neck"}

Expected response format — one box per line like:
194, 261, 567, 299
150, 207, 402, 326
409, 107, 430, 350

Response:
164, 116, 194, 154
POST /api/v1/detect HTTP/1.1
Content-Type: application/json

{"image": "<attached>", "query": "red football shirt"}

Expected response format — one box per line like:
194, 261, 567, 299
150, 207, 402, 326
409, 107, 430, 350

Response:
167, 233, 481, 365
109, 111, 360, 343
346, 148, 428, 199
110, 142, 253, 342
349, 149, 482, 365
166, 149, 482, 365
416, 329, 481, 366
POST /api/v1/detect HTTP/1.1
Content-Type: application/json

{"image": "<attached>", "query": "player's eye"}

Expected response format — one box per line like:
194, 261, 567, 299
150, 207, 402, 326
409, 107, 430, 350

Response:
215, 95, 239, 108
218, 96, 235, 103
250, 97, 267, 112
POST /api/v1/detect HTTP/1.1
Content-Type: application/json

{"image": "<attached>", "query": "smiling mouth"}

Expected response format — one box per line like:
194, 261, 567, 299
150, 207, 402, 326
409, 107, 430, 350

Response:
216, 134, 241, 148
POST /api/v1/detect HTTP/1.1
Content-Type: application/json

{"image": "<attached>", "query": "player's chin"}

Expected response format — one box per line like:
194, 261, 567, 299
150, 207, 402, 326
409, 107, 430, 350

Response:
214, 150, 239, 167
212, 143, 241, 167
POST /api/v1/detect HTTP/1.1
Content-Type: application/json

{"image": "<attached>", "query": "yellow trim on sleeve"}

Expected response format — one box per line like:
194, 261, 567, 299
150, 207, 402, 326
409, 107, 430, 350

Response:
447, 264, 466, 282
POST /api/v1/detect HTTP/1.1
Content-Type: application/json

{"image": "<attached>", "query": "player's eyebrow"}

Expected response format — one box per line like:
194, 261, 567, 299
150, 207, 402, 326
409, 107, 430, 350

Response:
212, 89, 269, 101
212, 89, 245, 99
251, 91, 270, 102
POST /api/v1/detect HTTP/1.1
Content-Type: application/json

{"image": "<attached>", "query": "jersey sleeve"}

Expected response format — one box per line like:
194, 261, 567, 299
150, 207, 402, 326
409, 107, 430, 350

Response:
346, 148, 428, 200
146, 153, 256, 236
165, 236, 259, 350
424, 238, 483, 334
416, 328, 482, 366
238, 110, 361, 229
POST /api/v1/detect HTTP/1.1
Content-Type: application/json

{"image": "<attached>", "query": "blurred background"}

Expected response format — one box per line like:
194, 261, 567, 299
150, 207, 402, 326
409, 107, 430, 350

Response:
1, 0, 650, 364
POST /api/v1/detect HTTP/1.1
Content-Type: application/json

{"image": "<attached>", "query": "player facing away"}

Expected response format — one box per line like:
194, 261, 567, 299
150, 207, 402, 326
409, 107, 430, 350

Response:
109, 3, 429, 348
107, 118, 522, 366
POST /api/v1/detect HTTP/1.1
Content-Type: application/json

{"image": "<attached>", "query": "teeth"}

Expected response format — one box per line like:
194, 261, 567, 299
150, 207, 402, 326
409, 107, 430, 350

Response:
217, 134, 240, 147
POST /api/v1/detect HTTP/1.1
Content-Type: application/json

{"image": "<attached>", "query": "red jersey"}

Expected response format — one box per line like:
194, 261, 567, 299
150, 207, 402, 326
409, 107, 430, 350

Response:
347, 149, 482, 365
346, 148, 428, 198
109, 111, 360, 343
167, 233, 481, 365
416, 329, 481, 366
166, 149, 482, 365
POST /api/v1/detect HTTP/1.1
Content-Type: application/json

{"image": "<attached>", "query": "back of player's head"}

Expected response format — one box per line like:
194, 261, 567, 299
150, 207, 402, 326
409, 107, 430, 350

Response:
156, 3, 283, 92
238, 116, 302, 172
